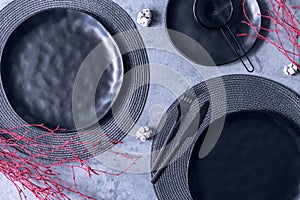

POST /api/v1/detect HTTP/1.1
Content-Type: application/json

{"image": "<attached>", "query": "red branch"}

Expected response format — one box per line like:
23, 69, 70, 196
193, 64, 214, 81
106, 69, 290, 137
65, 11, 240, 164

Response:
240, 0, 300, 68
0, 124, 141, 200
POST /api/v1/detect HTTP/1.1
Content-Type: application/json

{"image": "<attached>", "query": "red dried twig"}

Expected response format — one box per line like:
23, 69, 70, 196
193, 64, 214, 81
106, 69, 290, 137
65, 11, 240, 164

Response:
240, 0, 300, 68
0, 124, 141, 200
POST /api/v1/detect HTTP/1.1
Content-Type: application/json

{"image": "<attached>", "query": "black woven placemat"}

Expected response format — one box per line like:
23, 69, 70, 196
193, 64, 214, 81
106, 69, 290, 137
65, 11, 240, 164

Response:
0, 0, 149, 160
151, 74, 300, 200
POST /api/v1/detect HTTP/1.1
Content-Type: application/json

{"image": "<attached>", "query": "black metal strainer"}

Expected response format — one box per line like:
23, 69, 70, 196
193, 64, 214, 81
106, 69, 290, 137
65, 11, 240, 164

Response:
194, 0, 233, 29
193, 0, 255, 72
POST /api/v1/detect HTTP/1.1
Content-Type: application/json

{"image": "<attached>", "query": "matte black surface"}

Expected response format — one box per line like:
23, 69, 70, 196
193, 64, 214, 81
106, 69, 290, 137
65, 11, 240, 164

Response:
188, 111, 300, 200
1, 9, 123, 130
166, 0, 261, 65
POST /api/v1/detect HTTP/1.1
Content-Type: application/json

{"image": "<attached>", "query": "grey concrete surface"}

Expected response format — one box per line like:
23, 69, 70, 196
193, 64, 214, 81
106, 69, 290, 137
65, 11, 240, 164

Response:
0, 0, 299, 199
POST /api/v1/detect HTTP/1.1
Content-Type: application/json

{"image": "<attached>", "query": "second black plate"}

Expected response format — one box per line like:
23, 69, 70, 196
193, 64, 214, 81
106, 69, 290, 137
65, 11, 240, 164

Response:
166, 0, 261, 66
188, 111, 300, 200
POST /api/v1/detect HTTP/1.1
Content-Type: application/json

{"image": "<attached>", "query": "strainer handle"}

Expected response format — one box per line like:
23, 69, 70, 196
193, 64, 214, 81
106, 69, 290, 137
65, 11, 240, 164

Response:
221, 25, 255, 73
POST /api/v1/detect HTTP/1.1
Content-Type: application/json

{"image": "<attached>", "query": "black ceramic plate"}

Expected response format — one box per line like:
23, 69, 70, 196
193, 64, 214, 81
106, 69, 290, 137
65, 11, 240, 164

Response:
166, 0, 261, 66
188, 111, 300, 200
1, 8, 123, 130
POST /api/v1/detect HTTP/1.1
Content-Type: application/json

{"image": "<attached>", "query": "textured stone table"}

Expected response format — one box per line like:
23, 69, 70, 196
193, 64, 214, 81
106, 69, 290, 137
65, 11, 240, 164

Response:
0, 0, 299, 199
